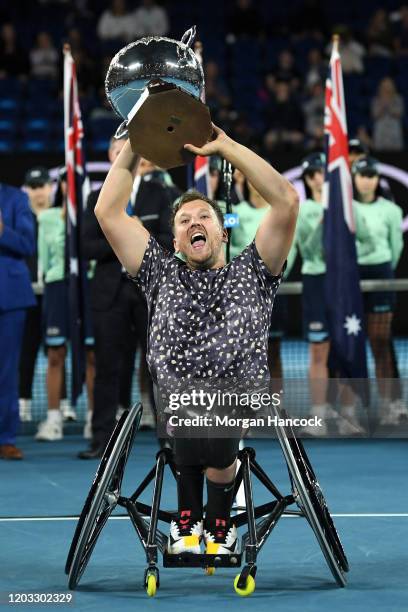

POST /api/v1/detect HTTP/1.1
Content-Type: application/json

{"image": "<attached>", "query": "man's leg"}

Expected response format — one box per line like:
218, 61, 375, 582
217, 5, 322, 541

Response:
79, 287, 130, 457
203, 439, 239, 554
167, 438, 205, 554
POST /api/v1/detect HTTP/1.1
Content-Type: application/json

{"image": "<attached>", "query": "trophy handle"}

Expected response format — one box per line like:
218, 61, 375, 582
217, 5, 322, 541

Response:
181, 25, 196, 48
115, 120, 129, 139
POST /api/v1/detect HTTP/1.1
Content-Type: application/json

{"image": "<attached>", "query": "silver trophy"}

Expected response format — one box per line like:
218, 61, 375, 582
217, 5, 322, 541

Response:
105, 26, 212, 169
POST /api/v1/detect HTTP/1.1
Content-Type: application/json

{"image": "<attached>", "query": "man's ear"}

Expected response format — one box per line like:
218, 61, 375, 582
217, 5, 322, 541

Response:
173, 237, 179, 253
221, 228, 228, 244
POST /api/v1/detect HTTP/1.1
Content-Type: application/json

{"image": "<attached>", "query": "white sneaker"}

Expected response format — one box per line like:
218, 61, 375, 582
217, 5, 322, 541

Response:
116, 405, 126, 421
337, 405, 365, 436
83, 411, 92, 439
204, 523, 239, 555
140, 392, 156, 429
19, 399, 32, 422
61, 400, 77, 422
379, 399, 408, 426
300, 405, 330, 437
35, 412, 63, 441
167, 515, 203, 554
389, 399, 408, 421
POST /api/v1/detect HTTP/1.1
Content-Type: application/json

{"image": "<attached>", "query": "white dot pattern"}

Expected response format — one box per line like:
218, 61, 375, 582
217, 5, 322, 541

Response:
129, 236, 283, 387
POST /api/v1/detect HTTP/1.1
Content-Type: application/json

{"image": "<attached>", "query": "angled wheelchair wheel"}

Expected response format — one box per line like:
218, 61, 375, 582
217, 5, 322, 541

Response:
66, 403, 142, 589
273, 405, 348, 587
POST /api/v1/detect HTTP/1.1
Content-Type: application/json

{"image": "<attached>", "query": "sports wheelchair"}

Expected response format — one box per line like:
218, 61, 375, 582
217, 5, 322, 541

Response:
66, 402, 349, 597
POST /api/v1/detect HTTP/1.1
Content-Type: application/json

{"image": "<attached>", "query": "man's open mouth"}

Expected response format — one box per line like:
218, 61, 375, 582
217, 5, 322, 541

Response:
190, 232, 206, 249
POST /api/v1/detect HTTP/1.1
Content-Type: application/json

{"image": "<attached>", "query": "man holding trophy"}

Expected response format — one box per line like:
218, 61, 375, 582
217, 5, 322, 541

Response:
95, 28, 298, 556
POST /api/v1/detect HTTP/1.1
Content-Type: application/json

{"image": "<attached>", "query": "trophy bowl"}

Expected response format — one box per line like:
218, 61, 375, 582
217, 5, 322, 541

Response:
105, 27, 212, 168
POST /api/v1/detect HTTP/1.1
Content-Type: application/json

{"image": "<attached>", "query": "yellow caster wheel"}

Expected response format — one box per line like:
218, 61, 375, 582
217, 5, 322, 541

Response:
146, 574, 157, 597
234, 573, 256, 597
205, 567, 215, 575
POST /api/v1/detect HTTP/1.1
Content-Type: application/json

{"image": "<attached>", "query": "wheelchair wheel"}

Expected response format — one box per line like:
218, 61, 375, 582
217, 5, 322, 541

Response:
66, 403, 142, 589
273, 405, 348, 587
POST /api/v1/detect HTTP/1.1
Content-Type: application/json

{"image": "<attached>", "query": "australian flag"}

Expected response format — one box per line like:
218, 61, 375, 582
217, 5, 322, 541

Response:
63, 45, 90, 406
323, 37, 368, 380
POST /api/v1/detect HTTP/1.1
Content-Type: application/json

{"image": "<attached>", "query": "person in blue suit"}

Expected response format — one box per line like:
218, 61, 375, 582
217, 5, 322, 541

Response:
0, 183, 35, 460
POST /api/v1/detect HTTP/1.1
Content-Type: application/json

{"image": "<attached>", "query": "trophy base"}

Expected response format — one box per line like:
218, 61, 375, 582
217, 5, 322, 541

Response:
127, 82, 212, 169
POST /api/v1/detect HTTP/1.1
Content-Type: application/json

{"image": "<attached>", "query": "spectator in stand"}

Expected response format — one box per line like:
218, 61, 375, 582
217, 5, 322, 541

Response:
365, 8, 394, 57
228, 0, 263, 39
263, 79, 304, 152
303, 79, 325, 150
326, 26, 365, 74
305, 48, 326, 89
371, 77, 404, 151
0, 23, 29, 79
19, 167, 53, 423
204, 61, 231, 120
230, 113, 259, 151
30, 32, 59, 80
0, 183, 35, 460
133, 0, 169, 38
273, 50, 301, 92
392, 5, 408, 55
97, 0, 135, 43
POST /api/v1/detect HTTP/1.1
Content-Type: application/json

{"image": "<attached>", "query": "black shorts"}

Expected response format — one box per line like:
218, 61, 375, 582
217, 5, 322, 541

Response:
302, 274, 329, 343
43, 279, 94, 347
359, 262, 395, 314
172, 437, 240, 469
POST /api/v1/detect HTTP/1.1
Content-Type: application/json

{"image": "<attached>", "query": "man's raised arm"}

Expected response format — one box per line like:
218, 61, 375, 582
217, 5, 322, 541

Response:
94, 139, 150, 277
186, 126, 299, 276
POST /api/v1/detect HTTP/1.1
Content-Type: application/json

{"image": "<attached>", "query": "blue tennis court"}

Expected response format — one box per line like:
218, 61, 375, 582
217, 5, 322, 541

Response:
1, 433, 407, 611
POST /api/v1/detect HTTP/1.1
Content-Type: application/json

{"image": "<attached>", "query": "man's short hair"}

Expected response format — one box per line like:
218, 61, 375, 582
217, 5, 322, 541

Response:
171, 190, 224, 230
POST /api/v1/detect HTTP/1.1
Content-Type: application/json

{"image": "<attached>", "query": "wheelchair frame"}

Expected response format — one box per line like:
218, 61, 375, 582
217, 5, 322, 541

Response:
66, 403, 349, 597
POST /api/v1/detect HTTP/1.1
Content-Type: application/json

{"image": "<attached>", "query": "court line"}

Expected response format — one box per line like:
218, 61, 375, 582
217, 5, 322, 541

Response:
1, 513, 408, 522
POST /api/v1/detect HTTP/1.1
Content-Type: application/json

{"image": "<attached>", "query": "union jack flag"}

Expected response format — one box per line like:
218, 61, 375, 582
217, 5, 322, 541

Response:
63, 45, 91, 406
323, 37, 368, 379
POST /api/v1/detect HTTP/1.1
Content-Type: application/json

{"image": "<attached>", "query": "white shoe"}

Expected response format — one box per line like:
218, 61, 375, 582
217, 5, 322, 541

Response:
379, 399, 408, 426
300, 405, 330, 437
83, 411, 92, 439
116, 405, 126, 421
204, 523, 239, 555
35, 412, 63, 441
61, 400, 77, 422
140, 392, 156, 429
337, 405, 365, 436
167, 516, 203, 554
19, 399, 32, 422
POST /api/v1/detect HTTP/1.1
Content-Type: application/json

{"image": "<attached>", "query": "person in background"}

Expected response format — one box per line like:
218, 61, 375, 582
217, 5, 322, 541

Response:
0, 23, 29, 79
35, 169, 95, 441
371, 77, 405, 152
117, 156, 181, 427
0, 182, 35, 459
19, 167, 52, 423
288, 153, 372, 436
79, 137, 173, 459
97, 0, 135, 43
230, 168, 287, 384
29, 31, 59, 80
133, 0, 169, 38
352, 156, 408, 425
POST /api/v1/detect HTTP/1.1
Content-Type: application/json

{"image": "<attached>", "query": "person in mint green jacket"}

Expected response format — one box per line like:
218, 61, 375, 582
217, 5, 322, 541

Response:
352, 156, 407, 425
230, 168, 287, 382
288, 153, 372, 435
35, 170, 95, 442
